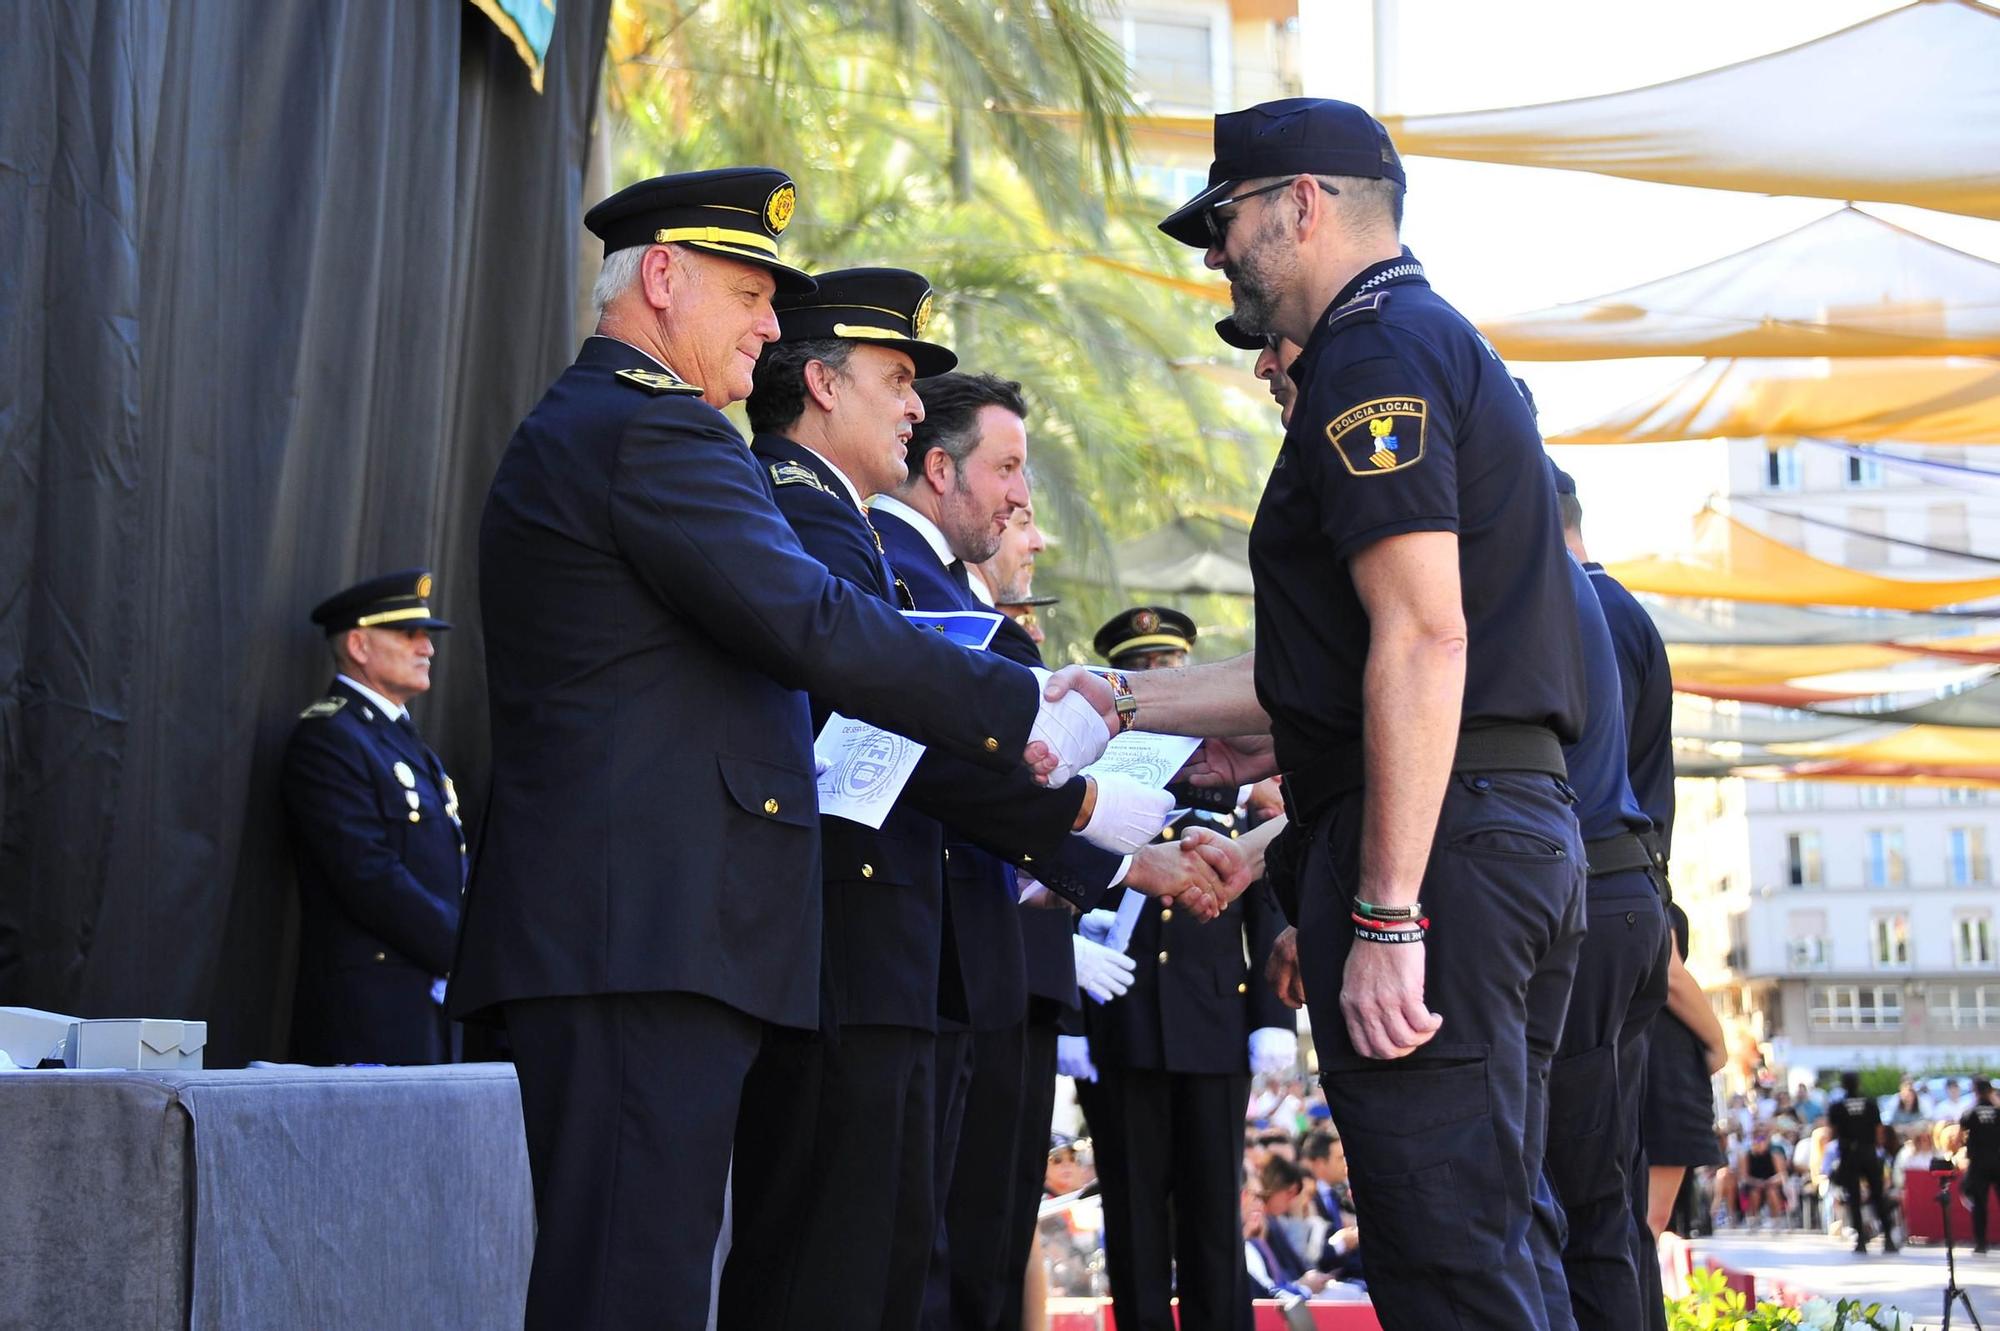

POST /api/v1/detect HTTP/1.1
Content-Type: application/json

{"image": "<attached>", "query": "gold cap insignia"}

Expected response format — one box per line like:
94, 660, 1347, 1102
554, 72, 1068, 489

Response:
1134, 609, 1159, 634
913, 290, 935, 339
765, 182, 797, 235
416, 573, 433, 599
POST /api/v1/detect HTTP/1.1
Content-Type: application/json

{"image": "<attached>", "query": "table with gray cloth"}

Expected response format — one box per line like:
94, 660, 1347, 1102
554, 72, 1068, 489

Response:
0, 1063, 533, 1330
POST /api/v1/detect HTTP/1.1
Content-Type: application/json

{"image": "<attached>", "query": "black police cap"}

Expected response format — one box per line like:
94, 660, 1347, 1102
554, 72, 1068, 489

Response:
1214, 316, 1267, 352
1160, 98, 1405, 249
1094, 606, 1196, 666
585, 166, 816, 294
772, 267, 958, 377
310, 569, 451, 634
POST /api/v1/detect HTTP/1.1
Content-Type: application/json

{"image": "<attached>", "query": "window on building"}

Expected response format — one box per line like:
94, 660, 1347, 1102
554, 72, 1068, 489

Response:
1943, 786, 1988, 807
1128, 16, 1213, 108
1844, 506, 1888, 566
1932, 984, 2000, 1028
1864, 828, 1906, 888
1948, 826, 1989, 885
1872, 913, 1911, 968
1858, 784, 1901, 809
1775, 782, 1823, 811
1846, 452, 1884, 488
1809, 983, 1903, 1030
1786, 910, 1830, 970
1765, 445, 1801, 492
1929, 501, 1971, 552
1957, 915, 1994, 967
1785, 831, 1824, 888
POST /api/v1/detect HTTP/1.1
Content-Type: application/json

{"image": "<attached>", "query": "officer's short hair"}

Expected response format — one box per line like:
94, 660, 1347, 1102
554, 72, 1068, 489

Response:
1299, 1129, 1338, 1161
1840, 1070, 1861, 1094
907, 372, 1028, 479
591, 244, 648, 319
746, 337, 856, 434
1558, 492, 1584, 535
1258, 1156, 1305, 1197
1326, 173, 1403, 231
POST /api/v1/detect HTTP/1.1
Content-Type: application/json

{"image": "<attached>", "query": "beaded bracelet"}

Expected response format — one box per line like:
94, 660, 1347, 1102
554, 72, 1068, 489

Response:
1352, 923, 1427, 945
1352, 899, 1422, 921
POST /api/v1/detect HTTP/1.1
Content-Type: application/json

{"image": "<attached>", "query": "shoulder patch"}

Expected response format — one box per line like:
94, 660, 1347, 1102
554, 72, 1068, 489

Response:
299, 696, 348, 719
769, 460, 832, 493
1325, 396, 1428, 477
614, 367, 703, 396
1325, 289, 1391, 331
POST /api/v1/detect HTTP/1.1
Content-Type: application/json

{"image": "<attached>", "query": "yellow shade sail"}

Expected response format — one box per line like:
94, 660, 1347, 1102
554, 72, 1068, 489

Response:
1605, 509, 2000, 609
1480, 208, 2000, 361
1380, 0, 2000, 222
1772, 724, 2000, 767
1546, 357, 2000, 446
1668, 637, 2000, 686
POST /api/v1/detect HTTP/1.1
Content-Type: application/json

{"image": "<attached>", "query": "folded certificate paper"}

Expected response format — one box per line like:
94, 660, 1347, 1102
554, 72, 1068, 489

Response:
816, 610, 1006, 828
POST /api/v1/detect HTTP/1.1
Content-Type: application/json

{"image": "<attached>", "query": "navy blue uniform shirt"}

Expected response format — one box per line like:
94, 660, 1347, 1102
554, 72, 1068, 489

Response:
1561, 556, 1651, 843
1248, 256, 1585, 770
1586, 564, 1676, 855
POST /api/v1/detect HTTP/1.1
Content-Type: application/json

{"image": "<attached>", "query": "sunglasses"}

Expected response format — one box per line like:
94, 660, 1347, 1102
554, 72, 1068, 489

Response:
1203, 177, 1341, 246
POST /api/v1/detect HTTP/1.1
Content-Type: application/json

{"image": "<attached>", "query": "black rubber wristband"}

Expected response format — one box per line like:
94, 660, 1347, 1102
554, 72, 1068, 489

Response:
1353, 924, 1426, 945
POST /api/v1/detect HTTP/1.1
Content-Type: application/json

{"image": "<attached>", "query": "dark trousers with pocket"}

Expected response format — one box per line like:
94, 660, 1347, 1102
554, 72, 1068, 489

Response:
1077, 1066, 1252, 1331
1966, 1167, 1999, 1247
1297, 771, 1587, 1331
505, 991, 767, 1331
1544, 869, 1668, 1331
718, 1024, 937, 1330
1840, 1153, 1896, 1245
996, 1014, 1063, 1331
942, 1020, 1030, 1330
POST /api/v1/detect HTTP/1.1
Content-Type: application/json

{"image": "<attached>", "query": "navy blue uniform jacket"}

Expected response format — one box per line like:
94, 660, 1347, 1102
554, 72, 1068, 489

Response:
452, 337, 1038, 1030
753, 433, 1098, 1031
874, 504, 1121, 1029
283, 678, 465, 1064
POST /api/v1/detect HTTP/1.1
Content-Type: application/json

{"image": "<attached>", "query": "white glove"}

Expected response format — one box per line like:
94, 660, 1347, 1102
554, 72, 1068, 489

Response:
1057, 1034, 1098, 1083
1249, 1025, 1299, 1077
1073, 935, 1137, 1003
1028, 667, 1112, 788
1079, 772, 1173, 853
1078, 909, 1119, 944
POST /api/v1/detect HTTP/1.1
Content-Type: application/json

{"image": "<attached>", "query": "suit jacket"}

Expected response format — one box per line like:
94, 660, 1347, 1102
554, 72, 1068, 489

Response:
991, 616, 1082, 1013
1085, 811, 1291, 1075
451, 337, 1035, 1029
282, 678, 465, 1064
875, 505, 1121, 1029
753, 434, 1097, 1031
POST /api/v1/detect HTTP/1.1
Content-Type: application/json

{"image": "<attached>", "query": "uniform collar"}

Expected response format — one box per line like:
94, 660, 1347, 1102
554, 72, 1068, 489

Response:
796, 443, 865, 511
335, 673, 406, 724
753, 432, 868, 513
869, 493, 956, 568
580, 333, 678, 378
1289, 250, 1427, 388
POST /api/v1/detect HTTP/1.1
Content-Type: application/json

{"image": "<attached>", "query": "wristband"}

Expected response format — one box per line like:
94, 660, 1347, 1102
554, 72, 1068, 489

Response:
1351, 913, 1428, 931
1353, 923, 1426, 945
1089, 668, 1140, 733
1353, 899, 1422, 921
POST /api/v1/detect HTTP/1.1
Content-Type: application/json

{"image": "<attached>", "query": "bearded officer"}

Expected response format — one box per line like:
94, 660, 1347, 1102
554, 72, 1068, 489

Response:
1049, 99, 1589, 1331
452, 170, 1122, 1331
283, 569, 463, 1066
716, 268, 1184, 1330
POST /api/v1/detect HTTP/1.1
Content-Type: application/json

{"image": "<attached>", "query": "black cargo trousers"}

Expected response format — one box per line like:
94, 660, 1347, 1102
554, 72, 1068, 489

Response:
1296, 770, 1586, 1331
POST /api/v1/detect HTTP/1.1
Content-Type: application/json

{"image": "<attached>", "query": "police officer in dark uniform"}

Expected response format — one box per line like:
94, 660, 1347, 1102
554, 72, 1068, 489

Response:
283, 570, 463, 1066
1073, 607, 1297, 1331
1832, 1070, 1898, 1253
1959, 1077, 2000, 1252
716, 268, 1172, 1330
453, 170, 1125, 1331
1533, 470, 1669, 1331
1054, 98, 1591, 1331
870, 373, 1248, 1331
1561, 467, 1721, 1330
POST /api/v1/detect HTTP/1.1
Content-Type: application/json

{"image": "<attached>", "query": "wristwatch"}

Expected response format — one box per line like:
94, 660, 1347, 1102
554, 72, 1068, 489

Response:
1101, 670, 1139, 733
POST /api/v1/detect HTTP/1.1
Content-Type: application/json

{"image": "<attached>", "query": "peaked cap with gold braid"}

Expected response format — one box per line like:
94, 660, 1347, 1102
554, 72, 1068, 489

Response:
585, 166, 816, 295
310, 569, 452, 634
770, 267, 957, 377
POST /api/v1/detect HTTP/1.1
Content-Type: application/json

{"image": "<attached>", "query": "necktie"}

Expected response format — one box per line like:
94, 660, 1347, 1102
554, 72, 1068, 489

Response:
947, 559, 972, 599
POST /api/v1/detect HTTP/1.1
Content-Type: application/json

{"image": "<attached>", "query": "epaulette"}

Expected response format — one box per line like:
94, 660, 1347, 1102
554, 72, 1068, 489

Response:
1325, 289, 1391, 330
769, 460, 832, 493
614, 367, 703, 396
299, 696, 348, 720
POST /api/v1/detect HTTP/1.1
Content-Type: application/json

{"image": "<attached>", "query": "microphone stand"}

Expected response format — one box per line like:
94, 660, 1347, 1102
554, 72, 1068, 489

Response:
1940, 1172, 1984, 1331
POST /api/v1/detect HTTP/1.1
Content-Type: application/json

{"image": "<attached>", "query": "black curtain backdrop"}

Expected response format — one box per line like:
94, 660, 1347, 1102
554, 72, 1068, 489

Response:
0, 0, 614, 1065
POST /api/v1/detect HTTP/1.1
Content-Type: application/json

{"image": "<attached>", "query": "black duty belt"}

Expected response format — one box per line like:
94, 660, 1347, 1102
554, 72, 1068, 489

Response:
1584, 831, 1653, 879
1281, 724, 1567, 827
